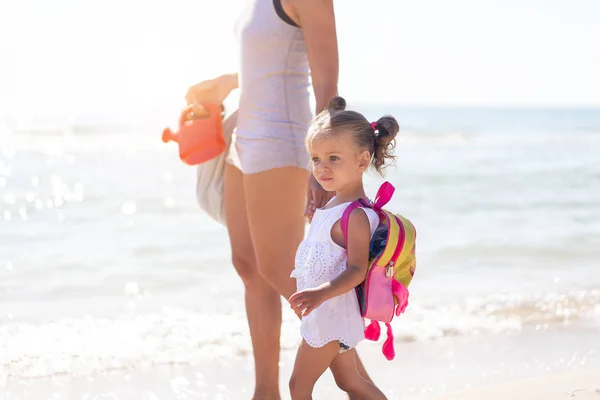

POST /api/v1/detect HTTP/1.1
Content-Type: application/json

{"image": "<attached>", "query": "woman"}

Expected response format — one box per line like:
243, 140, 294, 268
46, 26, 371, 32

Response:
186, 0, 373, 398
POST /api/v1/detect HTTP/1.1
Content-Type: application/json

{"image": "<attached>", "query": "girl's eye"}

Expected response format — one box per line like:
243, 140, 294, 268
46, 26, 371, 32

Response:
311, 157, 320, 162
329, 156, 339, 161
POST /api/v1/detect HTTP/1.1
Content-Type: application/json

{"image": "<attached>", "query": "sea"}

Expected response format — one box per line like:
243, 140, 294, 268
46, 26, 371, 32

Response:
1, 106, 599, 399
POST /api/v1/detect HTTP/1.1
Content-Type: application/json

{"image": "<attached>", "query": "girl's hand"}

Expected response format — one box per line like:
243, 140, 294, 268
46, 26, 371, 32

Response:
289, 285, 329, 317
304, 174, 334, 222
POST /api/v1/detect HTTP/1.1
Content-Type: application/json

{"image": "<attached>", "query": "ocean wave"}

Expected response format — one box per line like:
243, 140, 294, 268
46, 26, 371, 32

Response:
2, 289, 598, 380
397, 129, 600, 146
398, 129, 475, 142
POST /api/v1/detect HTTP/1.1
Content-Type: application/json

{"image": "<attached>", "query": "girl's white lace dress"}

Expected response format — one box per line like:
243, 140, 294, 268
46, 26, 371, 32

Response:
291, 200, 379, 349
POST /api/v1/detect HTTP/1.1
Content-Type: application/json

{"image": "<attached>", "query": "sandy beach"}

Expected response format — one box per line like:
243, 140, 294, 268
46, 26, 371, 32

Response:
3, 324, 599, 399
425, 370, 600, 400
3, 358, 597, 399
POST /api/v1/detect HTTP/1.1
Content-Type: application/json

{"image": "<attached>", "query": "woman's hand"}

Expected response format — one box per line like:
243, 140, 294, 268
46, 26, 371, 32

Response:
185, 73, 238, 115
304, 173, 334, 222
289, 285, 329, 317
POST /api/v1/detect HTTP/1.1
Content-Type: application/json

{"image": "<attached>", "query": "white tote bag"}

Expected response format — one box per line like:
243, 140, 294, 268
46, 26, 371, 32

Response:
195, 110, 238, 225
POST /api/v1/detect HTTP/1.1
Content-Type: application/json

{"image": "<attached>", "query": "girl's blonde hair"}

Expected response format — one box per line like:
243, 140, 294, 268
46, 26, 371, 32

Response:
306, 96, 399, 176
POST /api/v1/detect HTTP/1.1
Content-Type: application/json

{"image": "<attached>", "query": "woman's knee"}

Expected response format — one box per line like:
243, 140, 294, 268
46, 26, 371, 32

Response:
255, 256, 296, 299
231, 252, 258, 287
255, 257, 281, 281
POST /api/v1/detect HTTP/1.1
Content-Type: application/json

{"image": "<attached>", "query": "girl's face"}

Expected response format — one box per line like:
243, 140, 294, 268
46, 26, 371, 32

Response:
309, 130, 371, 193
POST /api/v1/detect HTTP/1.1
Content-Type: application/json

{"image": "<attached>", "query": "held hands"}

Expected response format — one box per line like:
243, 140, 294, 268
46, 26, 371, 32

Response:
289, 284, 329, 318
304, 174, 334, 222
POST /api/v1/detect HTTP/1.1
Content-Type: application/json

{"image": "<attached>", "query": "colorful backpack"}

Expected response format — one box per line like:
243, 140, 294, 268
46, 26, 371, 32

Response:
341, 181, 417, 360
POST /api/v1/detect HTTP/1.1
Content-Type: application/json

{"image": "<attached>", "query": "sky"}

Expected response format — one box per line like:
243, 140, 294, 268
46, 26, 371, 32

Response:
1, 0, 599, 120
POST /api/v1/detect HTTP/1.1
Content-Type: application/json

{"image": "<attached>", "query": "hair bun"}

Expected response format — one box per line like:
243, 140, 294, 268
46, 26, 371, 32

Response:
327, 96, 346, 112
374, 115, 399, 141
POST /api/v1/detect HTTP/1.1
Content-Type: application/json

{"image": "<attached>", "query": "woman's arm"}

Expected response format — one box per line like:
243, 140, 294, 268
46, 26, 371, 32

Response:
289, 209, 371, 316
295, 0, 339, 220
221, 73, 239, 93
294, 0, 339, 113
185, 73, 238, 106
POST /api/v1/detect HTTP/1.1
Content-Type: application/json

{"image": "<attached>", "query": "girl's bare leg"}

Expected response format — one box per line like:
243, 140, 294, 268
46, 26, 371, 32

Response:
330, 349, 388, 400
289, 340, 340, 400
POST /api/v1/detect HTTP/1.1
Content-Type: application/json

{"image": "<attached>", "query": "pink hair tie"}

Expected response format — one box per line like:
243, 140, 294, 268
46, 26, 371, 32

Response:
371, 122, 377, 130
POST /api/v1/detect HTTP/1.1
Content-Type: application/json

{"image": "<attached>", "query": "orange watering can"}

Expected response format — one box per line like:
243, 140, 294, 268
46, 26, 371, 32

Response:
162, 103, 225, 165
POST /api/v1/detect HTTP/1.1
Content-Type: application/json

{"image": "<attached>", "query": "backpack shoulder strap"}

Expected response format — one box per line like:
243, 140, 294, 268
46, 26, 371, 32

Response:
341, 200, 365, 247
341, 181, 396, 247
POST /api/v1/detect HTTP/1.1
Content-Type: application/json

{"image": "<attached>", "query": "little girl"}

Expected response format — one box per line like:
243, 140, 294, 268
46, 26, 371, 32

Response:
288, 96, 399, 399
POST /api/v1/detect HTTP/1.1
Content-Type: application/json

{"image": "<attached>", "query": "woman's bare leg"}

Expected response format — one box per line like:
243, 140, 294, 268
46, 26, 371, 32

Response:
243, 166, 309, 300
224, 164, 282, 399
